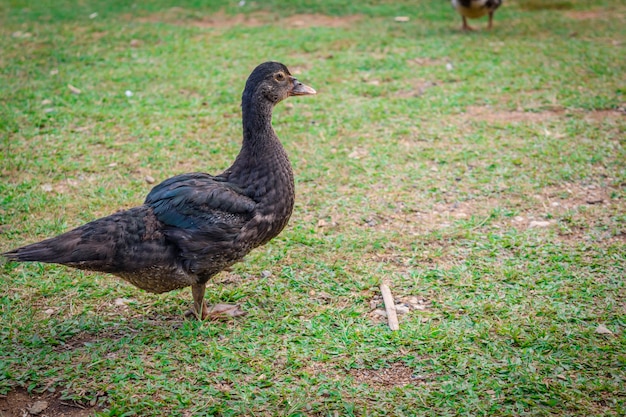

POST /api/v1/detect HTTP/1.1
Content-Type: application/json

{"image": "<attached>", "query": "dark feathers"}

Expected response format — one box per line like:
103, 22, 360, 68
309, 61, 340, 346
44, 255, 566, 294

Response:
452, 0, 503, 30
145, 173, 255, 230
3, 61, 316, 318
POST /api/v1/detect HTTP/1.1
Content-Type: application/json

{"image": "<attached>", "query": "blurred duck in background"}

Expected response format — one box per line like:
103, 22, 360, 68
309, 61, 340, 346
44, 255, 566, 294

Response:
452, 0, 503, 30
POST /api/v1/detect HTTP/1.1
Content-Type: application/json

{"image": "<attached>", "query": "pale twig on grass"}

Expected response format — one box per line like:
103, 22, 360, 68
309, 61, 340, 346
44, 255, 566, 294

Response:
380, 282, 399, 331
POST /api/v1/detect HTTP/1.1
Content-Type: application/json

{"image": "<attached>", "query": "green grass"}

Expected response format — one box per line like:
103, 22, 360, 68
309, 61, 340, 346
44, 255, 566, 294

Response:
1, 0, 625, 415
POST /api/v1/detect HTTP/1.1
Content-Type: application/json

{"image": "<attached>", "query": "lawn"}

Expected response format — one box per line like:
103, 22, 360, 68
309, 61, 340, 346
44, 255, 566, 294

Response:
1, 0, 625, 416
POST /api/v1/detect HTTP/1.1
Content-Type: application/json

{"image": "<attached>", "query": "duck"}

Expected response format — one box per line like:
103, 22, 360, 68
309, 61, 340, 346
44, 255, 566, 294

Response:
3, 61, 316, 320
451, 0, 503, 31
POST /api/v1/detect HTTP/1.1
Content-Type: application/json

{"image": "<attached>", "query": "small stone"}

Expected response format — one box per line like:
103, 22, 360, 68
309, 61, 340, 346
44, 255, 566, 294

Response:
394, 16, 410, 22
595, 324, 613, 335
145, 175, 155, 184
372, 309, 387, 318
406, 296, 430, 310
43, 308, 55, 315
89, 12, 98, 19
28, 400, 48, 415
41, 184, 53, 192
50, 69, 59, 75
41, 99, 52, 105
395, 303, 410, 315
261, 270, 272, 278
114, 298, 134, 306
513, 216, 525, 222
108, 162, 117, 167
364, 218, 377, 227
446, 62, 453, 71
125, 90, 133, 97
586, 196, 604, 205
529, 220, 551, 228
12, 31, 32, 38
129, 39, 142, 47
551, 202, 560, 207
348, 147, 368, 159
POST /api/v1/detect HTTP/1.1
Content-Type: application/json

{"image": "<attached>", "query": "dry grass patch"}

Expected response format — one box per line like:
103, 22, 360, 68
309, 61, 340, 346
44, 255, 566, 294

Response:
566, 9, 625, 21
133, 8, 362, 29
458, 105, 563, 124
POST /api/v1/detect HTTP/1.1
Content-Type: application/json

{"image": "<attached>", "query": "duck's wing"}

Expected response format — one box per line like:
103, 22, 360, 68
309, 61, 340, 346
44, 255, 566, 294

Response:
145, 172, 256, 227
144, 173, 257, 273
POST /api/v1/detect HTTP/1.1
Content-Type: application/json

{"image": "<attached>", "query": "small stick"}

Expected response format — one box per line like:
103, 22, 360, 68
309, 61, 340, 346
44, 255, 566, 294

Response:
380, 282, 399, 331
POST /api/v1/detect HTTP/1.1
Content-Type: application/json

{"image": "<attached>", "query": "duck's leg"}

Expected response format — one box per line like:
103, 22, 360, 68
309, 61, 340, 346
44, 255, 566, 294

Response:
487, 11, 494, 29
462, 16, 475, 31
190, 282, 209, 320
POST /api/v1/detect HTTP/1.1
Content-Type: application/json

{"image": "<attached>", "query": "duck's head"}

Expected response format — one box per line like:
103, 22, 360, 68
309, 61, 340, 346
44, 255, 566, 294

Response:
243, 61, 316, 106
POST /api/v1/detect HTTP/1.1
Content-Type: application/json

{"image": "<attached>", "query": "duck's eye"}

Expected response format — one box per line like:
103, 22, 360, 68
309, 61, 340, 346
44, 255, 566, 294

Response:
275, 72, 286, 81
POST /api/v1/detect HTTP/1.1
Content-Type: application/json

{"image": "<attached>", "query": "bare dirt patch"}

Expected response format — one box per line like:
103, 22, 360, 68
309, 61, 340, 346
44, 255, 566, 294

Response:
539, 182, 613, 210
282, 13, 362, 28
455, 106, 624, 124
0, 388, 98, 417
133, 9, 361, 29
534, 182, 625, 243
565, 10, 623, 20
361, 196, 511, 236
459, 105, 563, 123
580, 108, 626, 122
394, 79, 439, 99
407, 57, 450, 67
304, 360, 428, 388
349, 362, 426, 388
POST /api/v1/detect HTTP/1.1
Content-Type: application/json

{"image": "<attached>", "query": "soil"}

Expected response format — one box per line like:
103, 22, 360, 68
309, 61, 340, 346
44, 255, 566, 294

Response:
133, 9, 362, 29
348, 362, 427, 387
0, 388, 98, 417
460, 105, 563, 123
566, 10, 621, 20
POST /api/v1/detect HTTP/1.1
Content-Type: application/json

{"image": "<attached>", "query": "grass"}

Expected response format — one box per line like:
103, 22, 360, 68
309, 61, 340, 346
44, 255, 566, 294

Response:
1, 0, 625, 415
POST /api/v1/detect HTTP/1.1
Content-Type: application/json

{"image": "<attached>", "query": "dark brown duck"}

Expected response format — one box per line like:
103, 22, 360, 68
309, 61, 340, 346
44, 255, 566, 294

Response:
3, 61, 316, 320
451, 0, 503, 31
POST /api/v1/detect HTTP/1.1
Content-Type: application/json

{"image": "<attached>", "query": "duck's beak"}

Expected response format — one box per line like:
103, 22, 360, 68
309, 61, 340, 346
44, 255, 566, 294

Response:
289, 76, 316, 96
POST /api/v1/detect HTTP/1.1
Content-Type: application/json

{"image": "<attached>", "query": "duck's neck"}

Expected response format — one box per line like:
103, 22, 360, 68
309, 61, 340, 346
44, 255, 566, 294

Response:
226, 94, 293, 200
241, 96, 277, 154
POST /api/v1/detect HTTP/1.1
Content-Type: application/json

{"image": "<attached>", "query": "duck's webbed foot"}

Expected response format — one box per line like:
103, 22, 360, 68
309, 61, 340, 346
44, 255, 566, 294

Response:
185, 283, 247, 320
